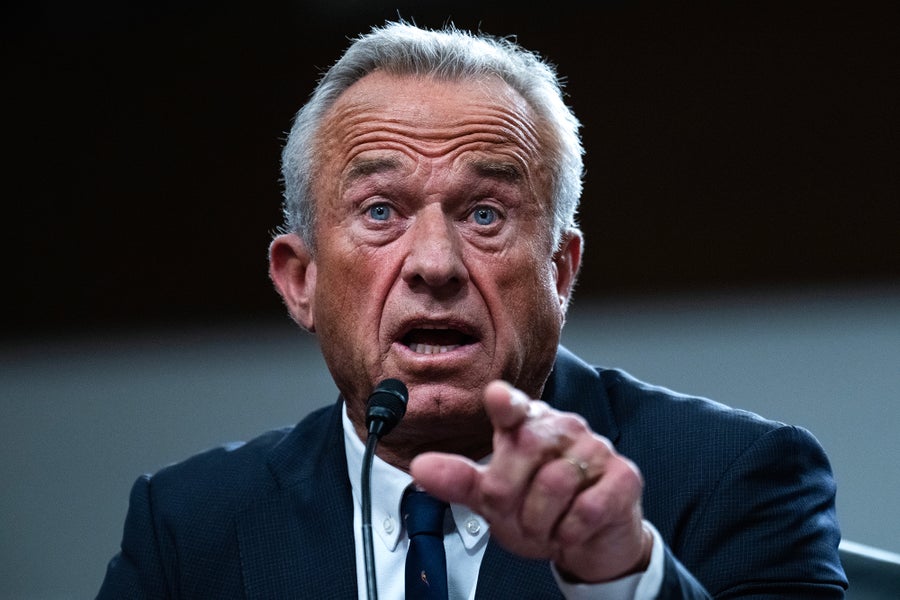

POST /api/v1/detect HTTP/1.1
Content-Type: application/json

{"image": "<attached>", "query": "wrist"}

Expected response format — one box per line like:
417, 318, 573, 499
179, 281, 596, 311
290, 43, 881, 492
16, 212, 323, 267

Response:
624, 523, 654, 576
559, 523, 654, 584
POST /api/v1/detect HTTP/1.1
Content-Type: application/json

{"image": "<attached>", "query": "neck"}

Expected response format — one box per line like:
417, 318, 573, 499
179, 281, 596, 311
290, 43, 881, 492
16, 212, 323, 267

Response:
351, 413, 493, 472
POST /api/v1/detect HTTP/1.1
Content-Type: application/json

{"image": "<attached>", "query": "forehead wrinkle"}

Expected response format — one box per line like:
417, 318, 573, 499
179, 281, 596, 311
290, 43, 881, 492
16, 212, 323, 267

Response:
341, 122, 537, 158
319, 74, 550, 198
331, 91, 543, 150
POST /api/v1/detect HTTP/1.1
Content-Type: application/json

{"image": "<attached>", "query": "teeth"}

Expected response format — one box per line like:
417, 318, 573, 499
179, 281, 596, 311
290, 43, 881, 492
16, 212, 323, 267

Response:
408, 343, 460, 354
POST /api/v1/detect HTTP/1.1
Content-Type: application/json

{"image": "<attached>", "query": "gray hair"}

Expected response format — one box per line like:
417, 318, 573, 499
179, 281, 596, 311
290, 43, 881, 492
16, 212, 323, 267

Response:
280, 21, 583, 249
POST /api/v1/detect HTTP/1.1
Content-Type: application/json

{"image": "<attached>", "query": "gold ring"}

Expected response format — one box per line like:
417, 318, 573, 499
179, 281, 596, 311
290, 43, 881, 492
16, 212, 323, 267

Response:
564, 456, 590, 485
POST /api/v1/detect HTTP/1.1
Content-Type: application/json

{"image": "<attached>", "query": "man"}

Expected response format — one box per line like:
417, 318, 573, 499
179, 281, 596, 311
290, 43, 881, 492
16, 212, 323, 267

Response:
98, 22, 847, 598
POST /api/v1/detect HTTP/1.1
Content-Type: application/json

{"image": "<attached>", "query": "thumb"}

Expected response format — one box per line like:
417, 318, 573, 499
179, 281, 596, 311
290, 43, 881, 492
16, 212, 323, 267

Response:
409, 452, 483, 506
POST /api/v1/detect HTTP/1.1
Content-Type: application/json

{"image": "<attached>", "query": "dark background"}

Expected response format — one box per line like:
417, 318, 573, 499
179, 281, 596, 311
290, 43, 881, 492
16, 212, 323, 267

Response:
5, 1, 898, 336
4, 6, 900, 596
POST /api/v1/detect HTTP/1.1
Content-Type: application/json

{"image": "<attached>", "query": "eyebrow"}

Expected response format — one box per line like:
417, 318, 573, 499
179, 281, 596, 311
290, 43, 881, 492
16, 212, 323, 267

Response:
344, 157, 402, 184
468, 159, 524, 183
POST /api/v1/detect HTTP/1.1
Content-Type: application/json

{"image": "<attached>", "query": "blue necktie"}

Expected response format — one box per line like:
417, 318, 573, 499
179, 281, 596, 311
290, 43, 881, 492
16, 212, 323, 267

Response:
402, 489, 449, 599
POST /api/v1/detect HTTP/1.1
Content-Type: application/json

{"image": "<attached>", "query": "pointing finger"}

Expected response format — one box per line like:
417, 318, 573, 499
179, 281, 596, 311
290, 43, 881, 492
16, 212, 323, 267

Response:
483, 380, 537, 431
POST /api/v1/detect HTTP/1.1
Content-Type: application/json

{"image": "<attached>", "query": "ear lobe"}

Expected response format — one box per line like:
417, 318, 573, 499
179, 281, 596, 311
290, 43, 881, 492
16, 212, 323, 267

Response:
269, 233, 317, 331
552, 229, 583, 311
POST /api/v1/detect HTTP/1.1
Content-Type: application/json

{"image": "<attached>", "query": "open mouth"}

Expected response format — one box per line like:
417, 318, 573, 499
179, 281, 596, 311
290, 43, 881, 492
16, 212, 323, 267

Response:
401, 324, 477, 355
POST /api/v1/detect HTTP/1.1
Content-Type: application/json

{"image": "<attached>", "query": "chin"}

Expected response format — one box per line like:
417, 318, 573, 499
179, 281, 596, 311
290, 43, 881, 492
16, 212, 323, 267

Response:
405, 383, 486, 417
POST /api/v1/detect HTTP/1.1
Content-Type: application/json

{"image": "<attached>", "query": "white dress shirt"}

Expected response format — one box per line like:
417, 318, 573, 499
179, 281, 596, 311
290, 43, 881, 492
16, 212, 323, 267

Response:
342, 404, 664, 599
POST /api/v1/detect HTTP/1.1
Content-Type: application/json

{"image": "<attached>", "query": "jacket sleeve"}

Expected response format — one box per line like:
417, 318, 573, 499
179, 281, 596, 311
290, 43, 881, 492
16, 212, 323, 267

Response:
96, 474, 170, 599
658, 424, 847, 598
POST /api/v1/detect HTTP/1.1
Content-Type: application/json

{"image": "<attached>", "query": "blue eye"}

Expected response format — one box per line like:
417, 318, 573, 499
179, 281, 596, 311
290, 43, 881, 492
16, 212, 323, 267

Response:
368, 204, 391, 221
472, 206, 497, 226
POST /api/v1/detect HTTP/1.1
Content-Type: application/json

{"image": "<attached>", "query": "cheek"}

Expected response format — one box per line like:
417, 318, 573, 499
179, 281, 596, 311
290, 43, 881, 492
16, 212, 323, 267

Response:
310, 254, 361, 328
488, 256, 562, 324
313, 246, 395, 331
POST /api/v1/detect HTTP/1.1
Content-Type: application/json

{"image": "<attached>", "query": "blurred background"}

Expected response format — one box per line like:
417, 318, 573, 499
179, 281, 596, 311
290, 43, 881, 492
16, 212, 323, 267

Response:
2, 1, 898, 598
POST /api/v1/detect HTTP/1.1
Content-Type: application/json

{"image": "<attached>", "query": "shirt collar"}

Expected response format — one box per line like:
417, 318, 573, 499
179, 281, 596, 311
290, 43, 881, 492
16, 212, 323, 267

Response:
342, 402, 489, 552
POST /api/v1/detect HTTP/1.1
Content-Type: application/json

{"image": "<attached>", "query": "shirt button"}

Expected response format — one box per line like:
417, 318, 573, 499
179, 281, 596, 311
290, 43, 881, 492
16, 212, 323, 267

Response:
383, 517, 395, 534
465, 518, 481, 535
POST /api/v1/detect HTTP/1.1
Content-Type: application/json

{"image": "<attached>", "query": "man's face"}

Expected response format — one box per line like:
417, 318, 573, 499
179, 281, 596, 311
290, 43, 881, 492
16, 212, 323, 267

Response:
281, 72, 580, 455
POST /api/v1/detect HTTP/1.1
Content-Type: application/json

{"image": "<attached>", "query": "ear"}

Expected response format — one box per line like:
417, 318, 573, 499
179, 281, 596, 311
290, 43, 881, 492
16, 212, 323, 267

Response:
552, 228, 583, 312
269, 233, 317, 331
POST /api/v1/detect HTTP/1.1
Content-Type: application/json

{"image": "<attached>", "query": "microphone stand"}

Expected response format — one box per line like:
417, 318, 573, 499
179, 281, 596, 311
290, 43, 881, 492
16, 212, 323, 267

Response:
362, 430, 381, 600
361, 379, 408, 600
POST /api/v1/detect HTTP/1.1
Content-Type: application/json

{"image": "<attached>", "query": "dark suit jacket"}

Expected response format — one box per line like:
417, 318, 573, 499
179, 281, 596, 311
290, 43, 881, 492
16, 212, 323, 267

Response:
97, 346, 847, 598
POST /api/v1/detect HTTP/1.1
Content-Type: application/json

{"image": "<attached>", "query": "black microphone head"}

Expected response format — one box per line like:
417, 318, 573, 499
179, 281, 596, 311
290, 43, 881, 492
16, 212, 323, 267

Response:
365, 378, 409, 437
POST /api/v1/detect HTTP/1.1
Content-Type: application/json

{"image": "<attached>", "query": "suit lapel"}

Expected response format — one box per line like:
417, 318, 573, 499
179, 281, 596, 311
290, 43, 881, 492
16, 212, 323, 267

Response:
236, 401, 359, 598
544, 346, 619, 444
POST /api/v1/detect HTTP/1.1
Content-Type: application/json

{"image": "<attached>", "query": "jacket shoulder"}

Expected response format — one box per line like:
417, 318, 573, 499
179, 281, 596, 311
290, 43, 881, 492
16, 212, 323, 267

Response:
146, 403, 337, 520
548, 346, 783, 447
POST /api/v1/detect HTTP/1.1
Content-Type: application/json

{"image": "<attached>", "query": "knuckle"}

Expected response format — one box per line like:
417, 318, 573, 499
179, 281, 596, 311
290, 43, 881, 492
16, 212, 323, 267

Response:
572, 492, 609, 526
556, 510, 595, 545
608, 456, 644, 496
551, 413, 590, 440
534, 463, 571, 496
525, 400, 551, 419
593, 435, 615, 456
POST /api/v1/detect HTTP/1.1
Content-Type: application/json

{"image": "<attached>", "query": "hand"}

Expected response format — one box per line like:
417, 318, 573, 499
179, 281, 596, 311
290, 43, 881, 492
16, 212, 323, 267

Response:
409, 380, 653, 583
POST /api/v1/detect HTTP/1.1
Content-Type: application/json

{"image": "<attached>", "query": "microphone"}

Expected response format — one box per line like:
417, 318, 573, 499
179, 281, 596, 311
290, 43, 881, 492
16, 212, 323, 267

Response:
361, 379, 408, 600
365, 378, 408, 438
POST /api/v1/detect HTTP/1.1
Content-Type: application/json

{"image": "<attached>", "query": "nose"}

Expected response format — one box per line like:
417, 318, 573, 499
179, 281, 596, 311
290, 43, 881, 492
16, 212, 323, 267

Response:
400, 205, 468, 295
